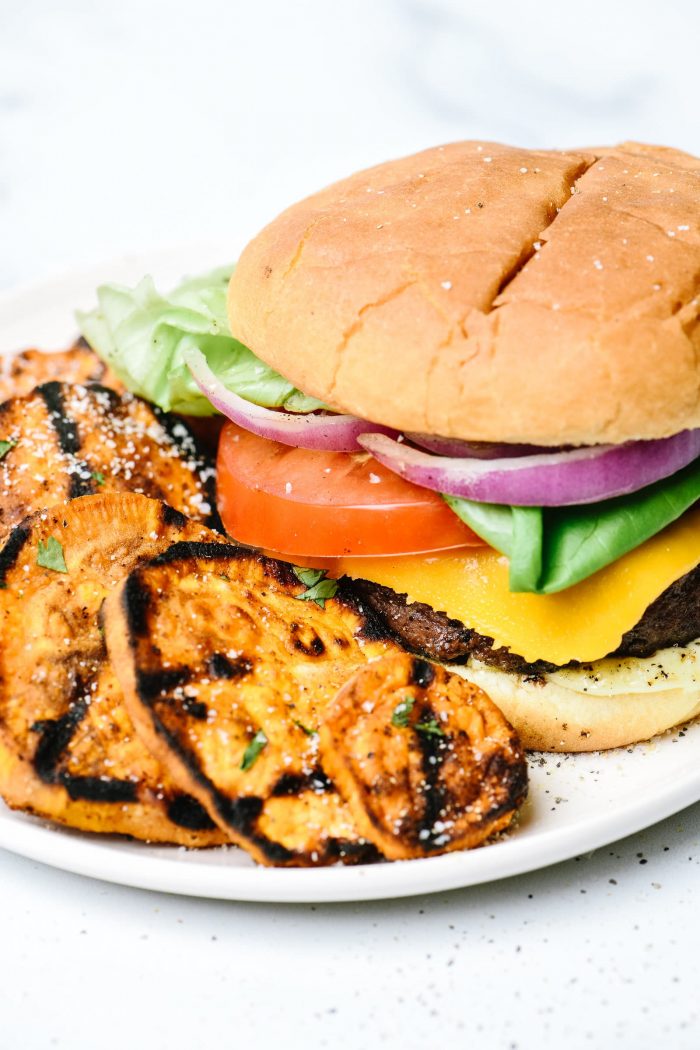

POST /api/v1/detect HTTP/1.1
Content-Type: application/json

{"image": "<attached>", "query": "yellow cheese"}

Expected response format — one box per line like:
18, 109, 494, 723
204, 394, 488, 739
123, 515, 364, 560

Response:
338, 505, 700, 665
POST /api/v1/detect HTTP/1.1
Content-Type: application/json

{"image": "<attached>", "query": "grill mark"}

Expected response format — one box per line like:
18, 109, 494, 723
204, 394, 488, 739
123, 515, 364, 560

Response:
410, 658, 435, 689
414, 701, 448, 850
63, 775, 138, 803
290, 629, 326, 657
32, 694, 89, 784
207, 652, 253, 679
181, 697, 208, 720
144, 714, 296, 864
167, 794, 217, 831
489, 155, 599, 310
37, 381, 95, 498
271, 769, 332, 797
151, 406, 222, 532
0, 523, 32, 586
160, 503, 188, 530
481, 748, 529, 823
32, 689, 139, 803
326, 838, 381, 864
123, 572, 152, 639
136, 667, 192, 701
151, 540, 241, 567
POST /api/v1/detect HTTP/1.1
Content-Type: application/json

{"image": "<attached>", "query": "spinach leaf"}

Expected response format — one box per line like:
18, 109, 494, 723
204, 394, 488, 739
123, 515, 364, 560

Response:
445, 458, 700, 593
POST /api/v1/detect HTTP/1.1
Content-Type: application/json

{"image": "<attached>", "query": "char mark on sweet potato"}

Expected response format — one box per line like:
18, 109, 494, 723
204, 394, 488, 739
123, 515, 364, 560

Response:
103, 545, 527, 866
103, 545, 397, 867
0, 382, 220, 534
318, 653, 527, 860
0, 492, 227, 845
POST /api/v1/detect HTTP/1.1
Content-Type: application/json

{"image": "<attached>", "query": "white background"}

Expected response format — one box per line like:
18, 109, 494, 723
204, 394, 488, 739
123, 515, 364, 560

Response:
1, 2, 699, 1047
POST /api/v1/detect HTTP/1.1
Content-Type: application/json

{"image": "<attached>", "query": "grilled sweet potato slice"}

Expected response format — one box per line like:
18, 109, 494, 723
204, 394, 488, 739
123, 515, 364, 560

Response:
0, 493, 227, 845
0, 344, 123, 402
0, 382, 218, 534
104, 543, 401, 866
319, 653, 528, 860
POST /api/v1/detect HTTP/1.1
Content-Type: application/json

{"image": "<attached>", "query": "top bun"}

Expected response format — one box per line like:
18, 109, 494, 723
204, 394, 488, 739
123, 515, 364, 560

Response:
228, 141, 700, 445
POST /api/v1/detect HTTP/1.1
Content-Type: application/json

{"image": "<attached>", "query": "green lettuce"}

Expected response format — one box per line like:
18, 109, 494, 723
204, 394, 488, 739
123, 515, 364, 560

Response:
77, 266, 324, 416
445, 458, 700, 594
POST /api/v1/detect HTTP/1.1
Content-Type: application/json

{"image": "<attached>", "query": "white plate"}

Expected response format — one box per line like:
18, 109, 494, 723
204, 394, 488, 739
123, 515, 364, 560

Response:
1, 247, 699, 903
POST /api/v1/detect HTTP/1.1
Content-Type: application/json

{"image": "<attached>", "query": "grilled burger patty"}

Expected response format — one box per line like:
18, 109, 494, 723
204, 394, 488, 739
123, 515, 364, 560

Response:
349, 565, 700, 676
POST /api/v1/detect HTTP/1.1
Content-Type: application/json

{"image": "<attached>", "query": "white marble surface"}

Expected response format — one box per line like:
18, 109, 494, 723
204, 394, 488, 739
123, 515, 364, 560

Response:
1, 2, 700, 1047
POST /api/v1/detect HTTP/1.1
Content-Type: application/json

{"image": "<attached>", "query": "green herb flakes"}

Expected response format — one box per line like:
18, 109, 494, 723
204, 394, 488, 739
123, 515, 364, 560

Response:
37, 536, 68, 574
391, 696, 415, 728
0, 439, 16, 460
92, 470, 106, 486
415, 719, 446, 738
293, 718, 318, 737
292, 566, 338, 609
240, 730, 267, 771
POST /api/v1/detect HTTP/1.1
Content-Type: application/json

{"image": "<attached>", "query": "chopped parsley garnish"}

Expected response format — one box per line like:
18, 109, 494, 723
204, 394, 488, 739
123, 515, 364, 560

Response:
391, 698, 446, 737
37, 536, 68, 574
391, 696, 415, 728
240, 730, 267, 771
293, 566, 338, 609
415, 719, 446, 738
0, 438, 16, 460
92, 470, 105, 486
293, 718, 318, 737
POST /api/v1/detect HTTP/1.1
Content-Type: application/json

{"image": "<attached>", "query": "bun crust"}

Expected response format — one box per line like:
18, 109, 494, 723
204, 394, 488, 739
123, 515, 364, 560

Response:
229, 141, 700, 445
451, 662, 700, 752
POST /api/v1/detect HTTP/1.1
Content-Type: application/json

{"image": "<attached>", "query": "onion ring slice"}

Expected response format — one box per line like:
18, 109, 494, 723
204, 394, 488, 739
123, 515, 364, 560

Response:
186, 348, 397, 451
358, 431, 700, 506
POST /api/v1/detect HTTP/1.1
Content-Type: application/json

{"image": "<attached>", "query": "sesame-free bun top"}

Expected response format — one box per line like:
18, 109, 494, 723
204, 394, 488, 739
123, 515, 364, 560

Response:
228, 141, 700, 446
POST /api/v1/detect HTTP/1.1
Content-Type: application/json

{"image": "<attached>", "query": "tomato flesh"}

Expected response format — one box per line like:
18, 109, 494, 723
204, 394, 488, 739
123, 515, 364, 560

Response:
217, 422, 483, 558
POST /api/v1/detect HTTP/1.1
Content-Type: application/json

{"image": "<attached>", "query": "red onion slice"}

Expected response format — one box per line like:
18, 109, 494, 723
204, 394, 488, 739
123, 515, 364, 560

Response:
407, 433, 550, 459
358, 431, 700, 506
186, 348, 397, 451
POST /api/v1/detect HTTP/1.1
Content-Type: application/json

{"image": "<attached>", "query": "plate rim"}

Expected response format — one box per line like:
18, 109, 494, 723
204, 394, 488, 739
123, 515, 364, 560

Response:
1, 766, 699, 902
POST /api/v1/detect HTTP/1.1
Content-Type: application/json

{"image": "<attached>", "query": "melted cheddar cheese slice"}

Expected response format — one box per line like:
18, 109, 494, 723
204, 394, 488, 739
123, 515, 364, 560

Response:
338, 505, 700, 665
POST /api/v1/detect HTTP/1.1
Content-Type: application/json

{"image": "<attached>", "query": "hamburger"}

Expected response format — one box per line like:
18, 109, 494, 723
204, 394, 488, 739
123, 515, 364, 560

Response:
81, 139, 700, 753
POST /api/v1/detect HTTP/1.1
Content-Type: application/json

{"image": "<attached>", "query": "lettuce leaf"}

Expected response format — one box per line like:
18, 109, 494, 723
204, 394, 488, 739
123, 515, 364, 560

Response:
444, 458, 700, 594
77, 266, 324, 416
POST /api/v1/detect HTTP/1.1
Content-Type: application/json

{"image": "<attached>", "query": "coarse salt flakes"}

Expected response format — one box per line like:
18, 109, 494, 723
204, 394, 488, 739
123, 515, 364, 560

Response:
646, 255, 655, 262
441, 280, 452, 290
593, 259, 603, 271
369, 473, 381, 484
285, 482, 293, 494
519, 167, 528, 174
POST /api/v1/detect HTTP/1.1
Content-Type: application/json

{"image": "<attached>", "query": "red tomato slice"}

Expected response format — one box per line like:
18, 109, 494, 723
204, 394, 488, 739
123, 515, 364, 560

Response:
216, 422, 484, 558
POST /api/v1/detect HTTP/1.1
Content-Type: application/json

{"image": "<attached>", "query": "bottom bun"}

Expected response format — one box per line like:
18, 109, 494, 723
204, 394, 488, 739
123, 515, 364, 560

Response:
449, 640, 700, 752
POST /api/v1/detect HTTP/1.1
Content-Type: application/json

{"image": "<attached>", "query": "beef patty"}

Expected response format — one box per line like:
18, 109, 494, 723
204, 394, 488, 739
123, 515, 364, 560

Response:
348, 564, 700, 676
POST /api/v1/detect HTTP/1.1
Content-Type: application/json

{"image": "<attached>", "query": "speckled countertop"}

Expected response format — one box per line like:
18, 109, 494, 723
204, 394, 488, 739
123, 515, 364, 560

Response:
1, 3, 699, 1047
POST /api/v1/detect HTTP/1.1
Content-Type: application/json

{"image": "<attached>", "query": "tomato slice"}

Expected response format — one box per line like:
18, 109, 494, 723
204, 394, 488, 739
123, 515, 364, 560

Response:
216, 422, 483, 558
